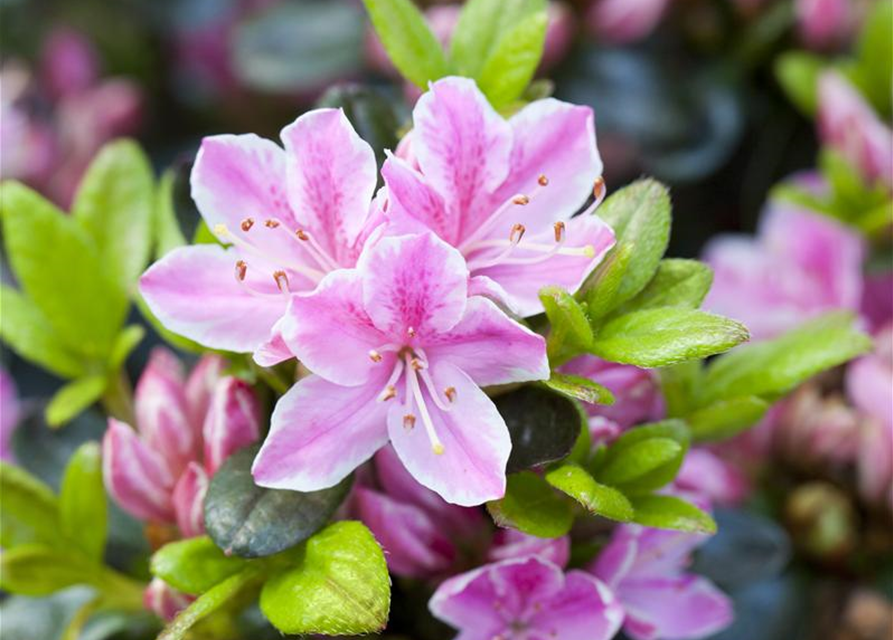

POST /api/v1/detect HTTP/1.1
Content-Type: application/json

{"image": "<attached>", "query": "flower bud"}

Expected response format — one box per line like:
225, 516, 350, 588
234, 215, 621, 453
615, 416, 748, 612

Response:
143, 577, 193, 622
172, 462, 209, 538
488, 529, 570, 567
39, 28, 99, 100
202, 377, 260, 475
184, 354, 227, 430
586, 0, 672, 44
0, 367, 20, 462
795, 0, 854, 50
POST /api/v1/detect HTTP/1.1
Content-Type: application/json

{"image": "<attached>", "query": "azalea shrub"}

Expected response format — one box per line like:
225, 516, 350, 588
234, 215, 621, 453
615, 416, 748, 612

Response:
0, 1, 890, 639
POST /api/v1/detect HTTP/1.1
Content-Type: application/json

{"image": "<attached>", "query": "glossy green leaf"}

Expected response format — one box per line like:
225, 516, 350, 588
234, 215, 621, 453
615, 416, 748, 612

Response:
159, 569, 262, 640
108, 325, 145, 371
154, 170, 187, 257
659, 361, 702, 418
774, 51, 824, 116
593, 420, 689, 493
591, 308, 749, 368
596, 438, 683, 486
544, 372, 615, 405
687, 396, 770, 442
59, 443, 107, 561
617, 259, 713, 313
854, 0, 892, 116
45, 376, 108, 428
0, 462, 60, 548
487, 472, 574, 538
0, 544, 101, 596
151, 536, 248, 596
630, 494, 716, 534
260, 521, 390, 635
541, 286, 594, 362
363, 0, 450, 88
477, 10, 547, 107
582, 243, 634, 320
544, 464, 634, 522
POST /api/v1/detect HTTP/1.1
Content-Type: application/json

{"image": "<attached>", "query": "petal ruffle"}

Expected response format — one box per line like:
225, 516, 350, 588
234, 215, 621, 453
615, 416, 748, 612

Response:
528, 571, 625, 640
381, 153, 451, 239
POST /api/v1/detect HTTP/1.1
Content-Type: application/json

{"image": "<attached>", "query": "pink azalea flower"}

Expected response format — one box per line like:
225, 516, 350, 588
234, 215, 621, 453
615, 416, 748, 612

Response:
586, 0, 672, 44
0, 367, 21, 462
674, 448, 750, 507
591, 525, 733, 640
352, 445, 488, 579
143, 577, 194, 622
861, 270, 893, 332
795, 0, 856, 49
252, 232, 549, 506
102, 349, 260, 535
488, 529, 571, 568
560, 355, 664, 429
140, 108, 383, 363
818, 71, 893, 191
40, 27, 100, 100
381, 76, 615, 316
703, 197, 864, 340
430, 556, 625, 640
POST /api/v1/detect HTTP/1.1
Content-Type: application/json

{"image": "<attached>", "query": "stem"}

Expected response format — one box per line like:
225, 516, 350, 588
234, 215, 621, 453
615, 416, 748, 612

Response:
102, 370, 135, 425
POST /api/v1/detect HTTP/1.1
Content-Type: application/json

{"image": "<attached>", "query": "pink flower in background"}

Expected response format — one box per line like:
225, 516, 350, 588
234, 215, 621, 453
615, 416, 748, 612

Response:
861, 270, 893, 332
382, 77, 615, 316
352, 445, 488, 579
40, 28, 100, 100
488, 529, 571, 568
102, 349, 259, 536
586, 0, 672, 44
140, 108, 383, 363
0, 367, 21, 462
703, 198, 864, 340
675, 448, 750, 507
795, 0, 856, 49
818, 71, 893, 191
430, 556, 625, 640
560, 356, 664, 429
252, 232, 549, 506
143, 578, 193, 622
591, 525, 733, 640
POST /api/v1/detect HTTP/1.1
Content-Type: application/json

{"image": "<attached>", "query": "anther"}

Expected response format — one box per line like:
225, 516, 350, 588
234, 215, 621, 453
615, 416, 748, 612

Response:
512, 195, 530, 206
410, 358, 424, 371
538, 174, 549, 186
553, 221, 566, 243
593, 176, 605, 200
403, 414, 416, 430
264, 219, 280, 229
445, 387, 457, 402
407, 326, 417, 338
295, 229, 309, 241
235, 260, 247, 281
240, 218, 254, 232
432, 443, 445, 455
273, 270, 289, 292
510, 223, 526, 243
380, 385, 397, 401
369, 350, 383, 363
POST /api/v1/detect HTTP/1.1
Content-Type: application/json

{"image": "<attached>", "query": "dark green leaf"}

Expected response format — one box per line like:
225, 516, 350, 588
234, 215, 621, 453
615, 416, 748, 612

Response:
544, 373, 615, 405
477, 11, 547, 107
617, 259, 713, 313
204, 446, 353, 558
544, 464, 634, 522
46, 376, 107, 429
687, 396, 770, 442
151, 536, 248, 596
630, 494, 716, 534
0, 462, 60, 548
0, 544, 101, 596
60, 443, 107, 561
487, 472, 574, 538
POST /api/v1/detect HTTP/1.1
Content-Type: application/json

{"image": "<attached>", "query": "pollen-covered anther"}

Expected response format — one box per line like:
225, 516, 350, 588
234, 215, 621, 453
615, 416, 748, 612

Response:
240, 217, 254, 232
538, 174, 549, 186
410, 357, 424, 371
295, 228, 309, 241
369, 350, 383, 363
444, 387, 457, 402
234, 260, 247, 281
553, 221, 566, 243
403, 414, 416, 430
407, 326, 417, 338
593, 176, 606, 199
264, 219, 280, 229
510, 223, 526, 243
380, 385, 397, 401
273, 270, 289, 292
512, 194, 530, 206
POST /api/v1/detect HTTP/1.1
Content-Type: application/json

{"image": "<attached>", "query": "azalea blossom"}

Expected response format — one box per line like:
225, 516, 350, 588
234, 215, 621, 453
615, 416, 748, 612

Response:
590, 524, 733, 640
586, 0, 672, 44
795, 0, 856, 49
430, 556, 625, 640
488, 529, 571, 568
252, 232, 549, 505
140, 107, 382, 363
674, 448, 750, 507
381, 76, 615, 316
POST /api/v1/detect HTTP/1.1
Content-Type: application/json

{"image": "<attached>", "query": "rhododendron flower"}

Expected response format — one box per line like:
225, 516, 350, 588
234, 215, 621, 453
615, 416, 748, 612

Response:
586, 0, 671, 44
140, 108, 382, 363
818, 71, 893, 191
352, 445, 488, 579
102, 349, 259, 537
382, 77, 615, 316
703, 198, 864, 340
591, 525, 733, 640
430, 556, 624, 640
675, 448, 750, 507
488, 529, 571, 568
252, 232, 549, 505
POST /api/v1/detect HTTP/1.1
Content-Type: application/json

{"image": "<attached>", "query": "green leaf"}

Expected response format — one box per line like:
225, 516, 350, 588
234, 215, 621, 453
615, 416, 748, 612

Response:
591, 308, 749, 368
544, 464, 634, 522
596, 438, 682, 486
108, 325, 145, 371
630, 494, 716, 534
544, 372, 615, 405
0, 544, 101, 596
487, 472, 574, 538
697, 312, 871, 407
362, 0, 451, 88
593, 420, 689, 493
59, 443, 107, 561
1, 182, 128, 357
659, 361, 702, 418
854, 0, 892, 116
541, 286, 594, 362
617, 259, 713, 313
45, 376, 108, 428
154, 170, 187, 257
497, 385, 584, 473
260, 521, 390, 635
594, 179, 671, 307
687, 396, 770, 442
476, 10, 548, 108
449, 0, 545, 77
151, 536, 248, 596
159, 569, 262, 640
204, 446, 353, 558
774, 51, 825, 116
72, 139, 154, 289
0, 462, 60, 548
582, 243, 634, 320
0, 285, 85, 378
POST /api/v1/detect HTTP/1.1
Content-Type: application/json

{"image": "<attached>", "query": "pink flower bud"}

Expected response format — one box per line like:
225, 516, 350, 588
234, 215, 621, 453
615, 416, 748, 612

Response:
795, 0, 855, 50
488, 529, 571, 567
40, 28, 99, 100
184, 354, 227, 430
143, 577, 193, 622
202, 377, 260, 475
0, 367, 20, 462
586, 0, 672, 44
102, 419, 176, 523
172, 462, 209, 538
675, 448, 750, 506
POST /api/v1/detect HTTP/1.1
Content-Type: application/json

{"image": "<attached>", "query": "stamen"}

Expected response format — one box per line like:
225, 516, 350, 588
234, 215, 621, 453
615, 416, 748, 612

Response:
264, 219, 280, 229
292, 228, 339, 272
234, 260, 247, 281
404, 354, 446, 455
369, 350, 383, 363
214, 223, 229, 237
403, 414, 416, 430
273, 270, 290, 293
445, 387, 457, 402
407, 326, 417, 338
510, 223, 526, 243
381, 385, 397, 401
553, 221, 565, 243
410, 357, 424, 370
577, 177, 608, 218
214, 223, 326, 284
458, 181, 547, 252
378, 359, 405, 402
538, 174, 549, 186
241, 218, 255, 232
512, 195, 530, 205
464, 222, 527, 270
418, 368, 452, 412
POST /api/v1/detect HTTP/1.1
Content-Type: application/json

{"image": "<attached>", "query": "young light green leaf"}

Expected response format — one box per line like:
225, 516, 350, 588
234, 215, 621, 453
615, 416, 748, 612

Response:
487, 472, 574, 538
583, 243, 634, 320
544, 373, 615, 406
151, 536, 248, 596
260, 521, 390, 636
854, 0, 892, 116
476, 10, 547, 108
617, 259, 713, 313
595, 438, 683, 486
449, 0, 545, 76
687, 396, 770, 442
46, 376, 108, 428
154, 170, 188, 257
592, 420, 689, 493
697, 312, 871, 406
540, 286, 594, 363
659, 361, 702, 418
0, 544, 101, 596
591, 308, 749, 368
109, 325, 146, 372
0, 285, 85, 378
363, 0, 451, 88
60, 443, 107, 561
72, 139, 154, 289
0, 462, 60, 548
774, 51, 825, 116
544, 464, 635, 522
630, 494, 716, 534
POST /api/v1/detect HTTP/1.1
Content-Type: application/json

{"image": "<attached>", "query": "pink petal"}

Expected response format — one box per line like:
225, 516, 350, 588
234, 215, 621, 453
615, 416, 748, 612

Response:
387, 362, 510, 506
488, 530, 571, 568
253, 325, 293, 368
279, 270, 388, 387
591, 530, 638, 587
353, 486, 455, 579
280, 109, 377, 263
184, 355, 226, 432
586, 0, 670, 43
202, 377, 260, 475
412, 77, 512, 245
144, 577, 193, 622
528, 571, 625, 640
102, 419, 176, 523
474, 212, 615, 316
675, 448, 750, 506
140, 245, 288, 354
425, 297, 549, 387
252, 374, 390, 492
467, 275, 516, 313
359, 233, 469, 340
172, 462, 208, 538
380, 153, 451, 239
